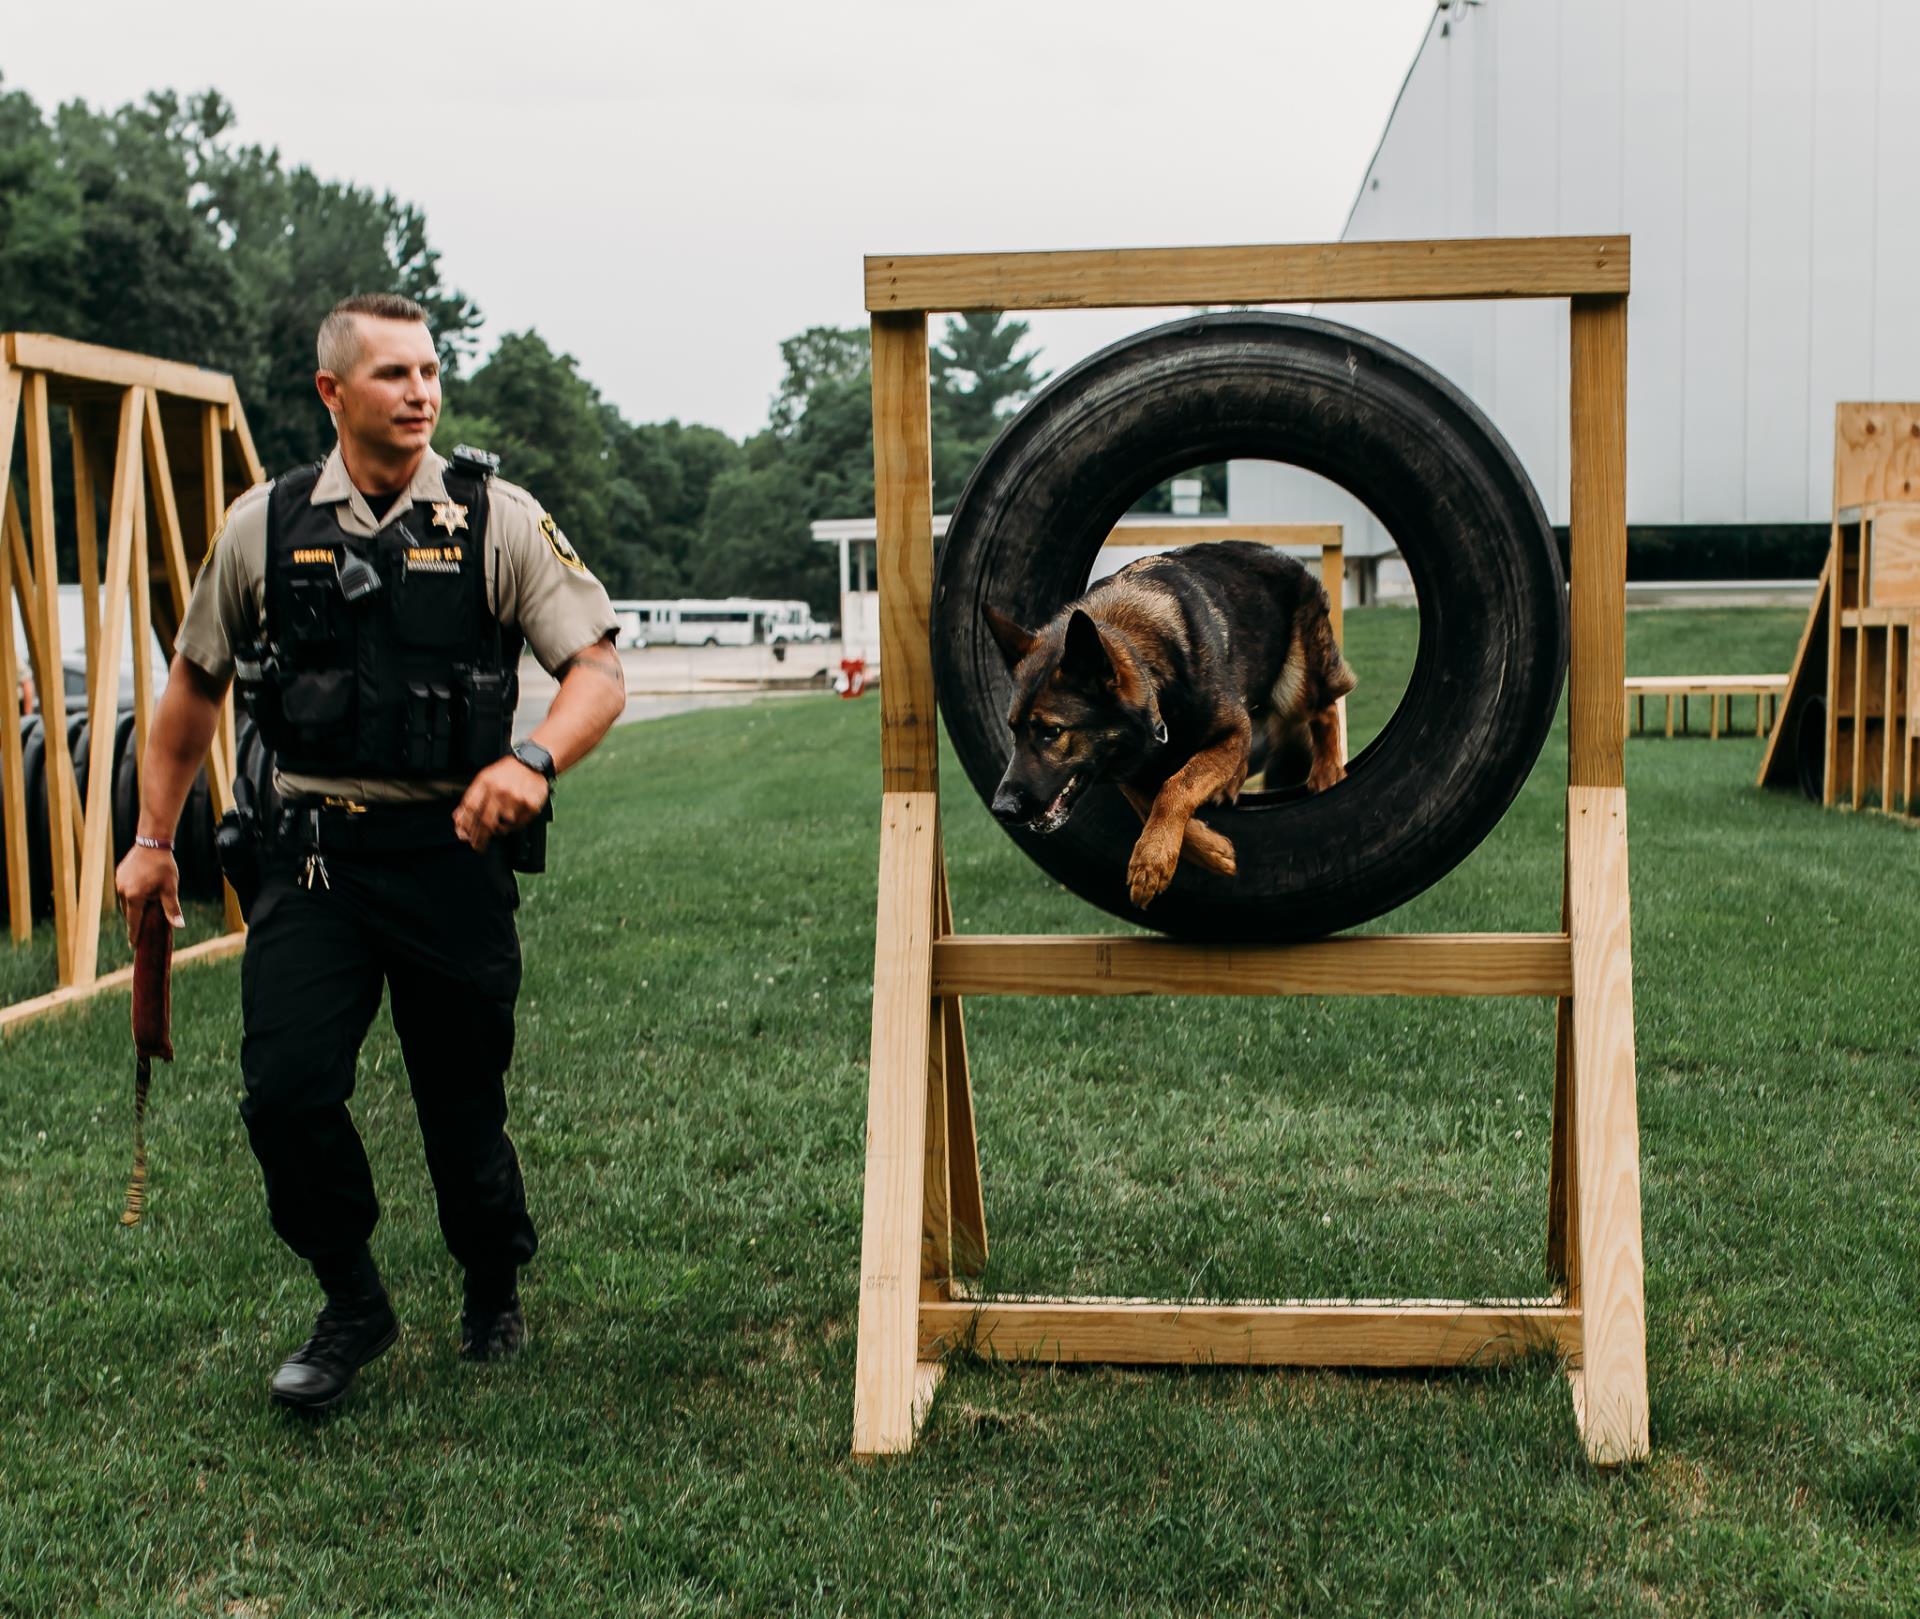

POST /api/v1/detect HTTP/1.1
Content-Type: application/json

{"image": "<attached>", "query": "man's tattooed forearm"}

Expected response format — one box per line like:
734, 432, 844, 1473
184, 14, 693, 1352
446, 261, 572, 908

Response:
558, 648, 627, 689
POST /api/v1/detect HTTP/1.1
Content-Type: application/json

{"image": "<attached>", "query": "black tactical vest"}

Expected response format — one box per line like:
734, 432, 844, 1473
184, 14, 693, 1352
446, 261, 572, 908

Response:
236, 453, 518, 778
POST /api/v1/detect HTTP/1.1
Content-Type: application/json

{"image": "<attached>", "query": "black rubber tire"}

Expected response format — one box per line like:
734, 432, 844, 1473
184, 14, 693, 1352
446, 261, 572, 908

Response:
21, 718, 49, 918
1794, 695, 1826, 803
68, 714, 92, 818
0, 718, 31, 908
111, 710, 139, 864
934, 311, 1568, 941
177, 770, 217, 899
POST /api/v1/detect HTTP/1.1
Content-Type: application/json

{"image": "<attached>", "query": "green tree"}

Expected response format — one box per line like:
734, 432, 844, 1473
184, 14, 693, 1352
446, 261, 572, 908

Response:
443, 330, 619, 570
690, 459, 819, 601
608, 418, 742, 592
0, 79, 480, 478
208, 151, 483, 471
932, 310, 1047, 444
442, 335, 746, 597
0, 82, 84, 335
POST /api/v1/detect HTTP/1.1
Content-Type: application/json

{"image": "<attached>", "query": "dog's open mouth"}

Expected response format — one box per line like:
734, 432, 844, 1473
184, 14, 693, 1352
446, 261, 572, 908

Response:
1025, 775, 1079, 834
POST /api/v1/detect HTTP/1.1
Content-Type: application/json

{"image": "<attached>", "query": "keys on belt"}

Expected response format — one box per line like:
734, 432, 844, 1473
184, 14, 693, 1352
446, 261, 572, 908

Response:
294, 804, 357, 891
278, 796, 461, 870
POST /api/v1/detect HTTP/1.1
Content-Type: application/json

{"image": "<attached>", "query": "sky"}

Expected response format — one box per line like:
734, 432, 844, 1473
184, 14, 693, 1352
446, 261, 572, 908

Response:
4, 0, 1438, 442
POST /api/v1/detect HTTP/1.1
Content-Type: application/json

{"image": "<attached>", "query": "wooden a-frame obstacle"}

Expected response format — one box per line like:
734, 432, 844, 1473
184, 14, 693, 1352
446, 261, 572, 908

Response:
1, 335, 262, 1035
851, 235, 1649, 1466
1757, 403, 1920, 816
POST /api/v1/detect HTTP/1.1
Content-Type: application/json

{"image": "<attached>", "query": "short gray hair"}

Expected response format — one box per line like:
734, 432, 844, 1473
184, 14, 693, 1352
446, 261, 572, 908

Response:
316, 293, 429, 375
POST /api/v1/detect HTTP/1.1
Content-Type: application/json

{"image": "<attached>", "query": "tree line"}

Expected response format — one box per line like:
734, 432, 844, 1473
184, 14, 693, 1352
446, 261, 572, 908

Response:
0, 81, 1051, 609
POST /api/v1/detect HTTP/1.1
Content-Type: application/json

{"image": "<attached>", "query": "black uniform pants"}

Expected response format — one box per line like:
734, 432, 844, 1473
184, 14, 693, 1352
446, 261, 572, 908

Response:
238, 836, 537, 1285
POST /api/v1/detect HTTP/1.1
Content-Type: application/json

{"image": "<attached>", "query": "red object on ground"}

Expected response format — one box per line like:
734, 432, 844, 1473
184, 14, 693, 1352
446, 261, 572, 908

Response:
837, 658, 867, 699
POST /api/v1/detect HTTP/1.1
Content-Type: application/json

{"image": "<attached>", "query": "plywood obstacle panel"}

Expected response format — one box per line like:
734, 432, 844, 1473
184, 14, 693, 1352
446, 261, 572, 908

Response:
0, 335, 263, 1032
851, 237, 1649, 1465
1758, 404, 1920, 814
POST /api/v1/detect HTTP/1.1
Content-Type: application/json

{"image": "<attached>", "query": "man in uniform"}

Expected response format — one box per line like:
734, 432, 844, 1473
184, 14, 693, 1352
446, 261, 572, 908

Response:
115, 292, 628, 1412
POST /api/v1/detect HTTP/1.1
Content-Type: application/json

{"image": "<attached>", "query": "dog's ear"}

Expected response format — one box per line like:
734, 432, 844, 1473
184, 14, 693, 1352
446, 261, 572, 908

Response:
1061, 608, 1115, 684
984, 605, 1038, 668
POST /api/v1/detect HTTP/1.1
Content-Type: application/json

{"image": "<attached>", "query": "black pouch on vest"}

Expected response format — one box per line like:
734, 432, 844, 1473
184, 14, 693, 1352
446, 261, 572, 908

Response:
281, 668, 354, 737
462, 665, 508, 769
390, 555, 470, 649
286, 576, 338, 645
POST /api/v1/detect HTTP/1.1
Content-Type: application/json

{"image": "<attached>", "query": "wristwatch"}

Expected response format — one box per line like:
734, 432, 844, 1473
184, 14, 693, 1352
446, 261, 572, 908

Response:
509, 740, 556, 782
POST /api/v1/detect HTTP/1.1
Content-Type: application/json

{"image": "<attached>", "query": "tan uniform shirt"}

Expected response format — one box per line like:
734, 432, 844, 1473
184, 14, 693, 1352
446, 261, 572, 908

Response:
176, 446, 618, 803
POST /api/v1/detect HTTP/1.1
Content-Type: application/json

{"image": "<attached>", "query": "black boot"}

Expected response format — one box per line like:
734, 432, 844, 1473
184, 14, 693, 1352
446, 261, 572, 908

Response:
271, 1256, 398, 1412
460, 1266, 526, 1363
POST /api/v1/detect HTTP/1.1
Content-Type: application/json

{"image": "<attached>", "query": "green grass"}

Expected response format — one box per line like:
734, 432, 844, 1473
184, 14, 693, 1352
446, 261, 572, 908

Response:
2, 606, 1915, 1616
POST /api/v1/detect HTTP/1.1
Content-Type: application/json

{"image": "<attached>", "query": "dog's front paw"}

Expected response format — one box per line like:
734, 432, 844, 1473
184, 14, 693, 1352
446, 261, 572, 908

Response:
1306, 758, 1347, 793
1127, 826, 1183, 908
1180, 819, 1237, 877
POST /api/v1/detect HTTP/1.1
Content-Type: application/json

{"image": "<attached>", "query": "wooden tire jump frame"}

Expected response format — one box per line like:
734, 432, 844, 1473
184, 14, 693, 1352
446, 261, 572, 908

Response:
851, 235, 1648, 1466
1, 335, 261, 1033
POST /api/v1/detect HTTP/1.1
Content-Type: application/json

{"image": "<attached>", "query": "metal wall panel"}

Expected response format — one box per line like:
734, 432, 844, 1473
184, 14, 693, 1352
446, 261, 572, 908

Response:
1807, 0, 1878, 510
1232, 0, 1916, 538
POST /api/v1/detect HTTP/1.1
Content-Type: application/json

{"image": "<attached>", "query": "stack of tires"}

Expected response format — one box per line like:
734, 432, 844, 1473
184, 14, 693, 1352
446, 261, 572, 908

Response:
0, 713, 275, 918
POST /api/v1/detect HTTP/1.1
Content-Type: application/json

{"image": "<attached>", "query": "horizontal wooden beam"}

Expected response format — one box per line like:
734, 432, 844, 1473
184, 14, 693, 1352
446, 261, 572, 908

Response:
866, 235, 1629, 314
921, 1296, 1579, 1367
930, 933, 1572, 998
1, 931, 246, 1038
1103, 522, 1343, 552
4, 334, 233, 406
1623, 675, 1788, 696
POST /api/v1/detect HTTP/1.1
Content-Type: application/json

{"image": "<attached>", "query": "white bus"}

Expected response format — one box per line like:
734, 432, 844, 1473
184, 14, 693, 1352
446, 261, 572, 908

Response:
609, 598, 830, 649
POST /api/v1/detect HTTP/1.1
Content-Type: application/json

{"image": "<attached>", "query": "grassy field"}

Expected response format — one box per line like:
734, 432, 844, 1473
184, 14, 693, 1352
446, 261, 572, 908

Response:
2, 606, 1915, 1616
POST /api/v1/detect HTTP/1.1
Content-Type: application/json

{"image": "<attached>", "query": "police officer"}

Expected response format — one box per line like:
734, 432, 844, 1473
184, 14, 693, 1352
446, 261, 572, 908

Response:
115, 292, 627, 1411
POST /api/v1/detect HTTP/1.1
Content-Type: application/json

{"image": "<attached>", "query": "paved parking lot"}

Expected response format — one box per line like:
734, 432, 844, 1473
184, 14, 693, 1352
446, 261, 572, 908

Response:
513, 638, 871, 729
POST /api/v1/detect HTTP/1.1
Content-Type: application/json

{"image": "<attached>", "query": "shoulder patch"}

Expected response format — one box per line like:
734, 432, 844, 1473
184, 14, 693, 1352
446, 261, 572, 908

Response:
540, 512, 587, 571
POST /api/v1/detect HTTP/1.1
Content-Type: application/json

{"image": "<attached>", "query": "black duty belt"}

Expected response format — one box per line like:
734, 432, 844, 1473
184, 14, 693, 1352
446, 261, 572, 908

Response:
276, 798, 465, 855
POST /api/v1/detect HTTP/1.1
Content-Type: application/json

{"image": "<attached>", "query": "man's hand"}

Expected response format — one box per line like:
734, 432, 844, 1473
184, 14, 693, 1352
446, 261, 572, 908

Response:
454, 756, 550, 852
116, 845, 184, 943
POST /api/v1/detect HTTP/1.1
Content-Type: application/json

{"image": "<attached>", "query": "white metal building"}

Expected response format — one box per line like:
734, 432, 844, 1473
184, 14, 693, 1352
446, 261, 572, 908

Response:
1232, 0, 1920, 557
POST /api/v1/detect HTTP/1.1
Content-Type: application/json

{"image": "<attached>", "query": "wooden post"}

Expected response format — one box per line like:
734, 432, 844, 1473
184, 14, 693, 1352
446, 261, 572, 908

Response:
851, 791, 941, 1456
854, 308, 951, 1456
871, 314, 937, 795
145, 390, 238, 835
1563, 294, 1649, 1464
71, 414, 102, 694
0, 363, 26, 945
23, 373, 79, 984
937, 855, 986, 1277
130, 472, 155, 841
69, 389, 144, 985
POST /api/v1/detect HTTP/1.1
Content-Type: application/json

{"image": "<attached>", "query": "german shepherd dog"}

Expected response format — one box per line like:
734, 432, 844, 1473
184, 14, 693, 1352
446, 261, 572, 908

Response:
986, 542, 1355, 910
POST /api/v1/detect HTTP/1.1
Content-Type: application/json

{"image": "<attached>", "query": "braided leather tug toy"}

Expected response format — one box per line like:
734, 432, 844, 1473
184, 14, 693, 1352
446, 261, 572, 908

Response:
121, 906, 175, 1227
